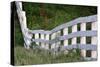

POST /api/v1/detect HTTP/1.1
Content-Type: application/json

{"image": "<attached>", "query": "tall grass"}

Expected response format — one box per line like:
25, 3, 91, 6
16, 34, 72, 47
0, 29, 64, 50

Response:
15, 46, 83, 65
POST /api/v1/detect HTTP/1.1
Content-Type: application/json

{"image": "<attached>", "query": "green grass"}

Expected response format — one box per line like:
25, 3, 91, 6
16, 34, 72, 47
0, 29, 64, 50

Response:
15, 46, 83, 65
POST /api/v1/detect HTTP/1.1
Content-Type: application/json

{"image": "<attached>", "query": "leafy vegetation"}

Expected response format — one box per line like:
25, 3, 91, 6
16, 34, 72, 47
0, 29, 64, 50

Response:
23, 2, 97, 30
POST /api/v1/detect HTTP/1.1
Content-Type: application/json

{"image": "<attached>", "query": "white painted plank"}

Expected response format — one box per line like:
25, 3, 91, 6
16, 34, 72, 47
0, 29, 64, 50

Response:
45, 34, 49, 50
91, 22, 97, 59
63, 28, 68, 46
92, 22, 97, 30
18, 11, 32, 49
81, 23, 86, 57
72, 25, 77, 44
35, 33, 39, 45
40, 34, 45, 48
16, 1, 22, 10
51, 33, 56, 49
63, 28, 68, 54
72, 25, 77, 52
21, 11, 27, 29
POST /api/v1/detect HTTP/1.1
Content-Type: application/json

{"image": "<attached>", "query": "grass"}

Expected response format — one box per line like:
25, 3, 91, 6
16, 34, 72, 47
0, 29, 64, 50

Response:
15, 46, 83, 65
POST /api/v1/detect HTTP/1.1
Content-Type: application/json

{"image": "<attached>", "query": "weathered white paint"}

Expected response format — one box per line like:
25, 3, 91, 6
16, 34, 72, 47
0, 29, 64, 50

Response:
45, 34, 49, 49
81, 23, 86, 57
21, 11, 27, 29
40, 34, 45, 48
63, 28, 68, 46
91, 22, 97, 58
72, 25, 77, 52
35, 33, 39, 45
51, 33, 56, 49
22, 11, 32, 49
63, 28, 68, 54
91, 37, 97, 58
16, 1, 33, 49
17, 9, 33, 49
92, 22, 97, 30
16, 1, 22, 10
72, 25, 77, 44
18, 1, 22, 10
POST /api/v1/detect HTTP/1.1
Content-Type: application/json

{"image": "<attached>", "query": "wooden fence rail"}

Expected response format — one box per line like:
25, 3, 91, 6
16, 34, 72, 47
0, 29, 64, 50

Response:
15, 1, 97, 60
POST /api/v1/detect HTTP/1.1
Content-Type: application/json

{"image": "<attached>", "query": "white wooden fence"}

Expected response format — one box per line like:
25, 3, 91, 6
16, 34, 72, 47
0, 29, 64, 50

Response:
15, 2, 97, 60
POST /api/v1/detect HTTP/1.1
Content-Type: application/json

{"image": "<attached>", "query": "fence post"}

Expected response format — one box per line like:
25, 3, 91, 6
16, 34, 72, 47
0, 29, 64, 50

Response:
18, 11, 32, 49
35, 33, 39, 45
40, 34, 45, 49
51, 33, 56, 50
81, 23, 86, 58
45, 34, 49, 50
91, 22, 97, 59
16, 2, 33, 49
63, 28, 68, 53
22, 11, 32, 49
16, 1, 22, 10
21, 11, 27, 29
55, 31, 61, 51
72, 25, 77, 52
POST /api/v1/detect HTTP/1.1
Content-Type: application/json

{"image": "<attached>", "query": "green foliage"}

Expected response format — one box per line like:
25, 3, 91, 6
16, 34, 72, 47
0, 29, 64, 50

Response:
22, 2, 97, 30
14, 16, 24, 46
